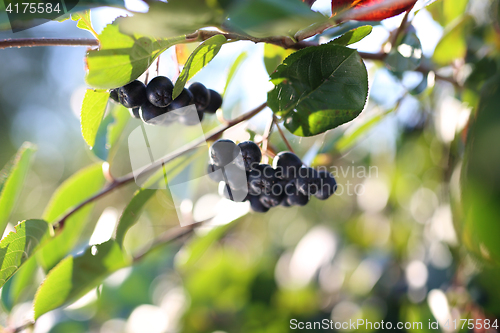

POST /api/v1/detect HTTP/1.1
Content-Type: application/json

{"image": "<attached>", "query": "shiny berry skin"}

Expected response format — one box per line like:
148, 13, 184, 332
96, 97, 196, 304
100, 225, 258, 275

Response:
140, 101, 168, 123
259, 183, 285, 208
273, 151, 303, 179
168, 88, 194, 110
130, 107, 140, 119
284, 181, 309, 206
248, 164, 276, 195
110, 89, 119, 103
238, 141, 262, 171
203, 89, 222, 114
189, 82, 210, 111
210, 139, 239, 167
146, 76, 174, 107
314, 171, 337, 200
296, 167, 320, 195
118, 80, 147, 108
249, 195, 269, 213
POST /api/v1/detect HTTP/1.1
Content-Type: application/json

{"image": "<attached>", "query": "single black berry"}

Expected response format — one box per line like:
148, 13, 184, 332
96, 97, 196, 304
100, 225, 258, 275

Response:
259, 184, 285, 208
248, 164, 276, 195
238, 141, 262, 171
203, 89, 223, 114
168, 88, 194, 110
130, 107, 140, 119
118, 80, 147, 108
249, 195, 269, 213
189, 82, 210, 111
110, 89, 119, 103
284, 181, 309, 206
146, 76, 174, 107
314, 171, 337, 200
210, 139, 239, 167
273, 151, 303, 179
140, 101, 168, 123
296, 167, 320, 195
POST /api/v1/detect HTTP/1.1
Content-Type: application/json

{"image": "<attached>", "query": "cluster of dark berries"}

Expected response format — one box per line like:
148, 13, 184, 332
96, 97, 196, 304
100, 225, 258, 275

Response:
207, 139, 337, 213
109, 77, 222, 125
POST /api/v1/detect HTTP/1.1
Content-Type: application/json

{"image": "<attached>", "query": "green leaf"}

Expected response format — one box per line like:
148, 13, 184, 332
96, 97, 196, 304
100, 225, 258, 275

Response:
115, 189, 156, 247
329, 25, 373, 46
226, 0, 325, 38
385, 31, 422, 72
267, 44, 368, 137
433, 15, 473, 66
0, 220, 50, 288
427, 0, 469, 27
92, 104, 130, 161
173, 35, 227, 99
81, 89, 110, 148
223, 51, 248, 96
85, 22, 186, 89
1, 256, 38, 311
460, 73, 500, 265
118, 0, 223, 38
33, 240, 131, 319
37, 164, 106, 272
0, 143, 36, 236
71, 11, 96, 37
263, 44, 294, 76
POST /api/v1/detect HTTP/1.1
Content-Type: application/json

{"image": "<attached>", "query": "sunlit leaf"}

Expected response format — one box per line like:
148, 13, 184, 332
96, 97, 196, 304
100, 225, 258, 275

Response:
81, 89, 109, 148
34, 240, 131, 319
267, 43, 368, 137
85, 22, 186, 89
0, 220, 50, 288
263, 44, 293, 76
433, 15, 473, 66
329, 25, 373, 46
0, 143, 36, 236
71, 11, 96, 37
224, 51, 248, 96
37, 164, 106, 272
173, 35, 227, 99
115, 189, 156, 247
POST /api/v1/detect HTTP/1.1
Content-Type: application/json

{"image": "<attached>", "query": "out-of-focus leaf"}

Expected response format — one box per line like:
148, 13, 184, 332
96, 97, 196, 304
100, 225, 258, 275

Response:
460, 73, 500, 264
92, 104, 130, 161
0, 220, 50, 288
226, 0, 325, 38
329, 25, 373, 46
0, 143, 36, 236
71, 11, 96, 37
118, 0, 223, 38
433, 15, 473, 66
115, 189, 156, 247
332, 0, 417, 21
267, 44, 368, 137
81, 89, 109, 148
427, 0, 469, 27
173, 35, 227, 99
33, 240, 131, 319
37, 164, 106, 272
263, 44, 293, 76
224, 51, 248, 95
1, 256, 38, 311
385, 31, 422, 72
85, 22, 185, 89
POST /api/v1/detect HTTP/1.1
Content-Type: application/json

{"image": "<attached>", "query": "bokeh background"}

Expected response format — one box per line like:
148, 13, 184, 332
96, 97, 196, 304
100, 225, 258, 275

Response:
1, 0, 499, 332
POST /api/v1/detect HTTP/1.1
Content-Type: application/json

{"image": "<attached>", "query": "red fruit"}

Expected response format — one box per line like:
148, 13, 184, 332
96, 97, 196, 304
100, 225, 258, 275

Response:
332, 0, 417, 21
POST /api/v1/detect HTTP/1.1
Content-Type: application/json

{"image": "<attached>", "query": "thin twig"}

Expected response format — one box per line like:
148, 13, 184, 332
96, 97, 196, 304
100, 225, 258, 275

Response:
10, 321, 34, 333
273, 116, 295, 153
389, 8, 413, 49
261, 116, 275, 164
53, 102, 268, 231
0, 38, 98, 49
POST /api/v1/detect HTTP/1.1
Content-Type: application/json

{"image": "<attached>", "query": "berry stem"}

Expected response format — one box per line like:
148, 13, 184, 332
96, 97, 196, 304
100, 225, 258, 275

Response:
260, 115, 275, 164
53, 102, 268, 231
273, 115, 295, 153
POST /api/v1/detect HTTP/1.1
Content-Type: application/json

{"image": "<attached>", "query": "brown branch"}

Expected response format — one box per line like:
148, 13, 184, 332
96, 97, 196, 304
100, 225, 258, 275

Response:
53, 102, 268, 231
0, 38, 98, 49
